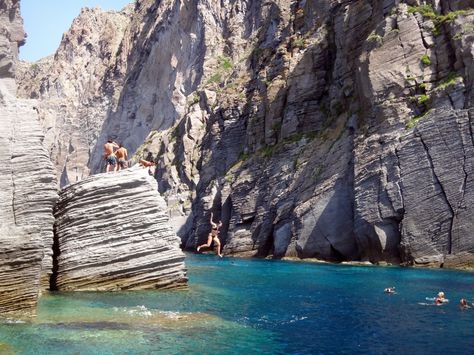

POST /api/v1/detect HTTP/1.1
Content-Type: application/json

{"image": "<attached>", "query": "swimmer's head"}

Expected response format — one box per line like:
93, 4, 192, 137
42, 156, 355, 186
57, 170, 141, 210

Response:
438, 291, 445, 297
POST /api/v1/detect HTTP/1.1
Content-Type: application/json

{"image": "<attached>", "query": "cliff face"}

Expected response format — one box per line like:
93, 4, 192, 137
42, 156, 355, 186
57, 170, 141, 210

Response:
53, 168, 187, 291
0, 0, 57, 316
0, 0, 24, 79
17, 0, 474, 268
16, 6, 132, 186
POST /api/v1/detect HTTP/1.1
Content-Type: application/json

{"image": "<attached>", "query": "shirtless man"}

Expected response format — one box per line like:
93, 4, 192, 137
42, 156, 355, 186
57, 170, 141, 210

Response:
139, 158, 155, 167
104, 139, 119, 172
116, 144, 128, 171
197, 212, 223, 257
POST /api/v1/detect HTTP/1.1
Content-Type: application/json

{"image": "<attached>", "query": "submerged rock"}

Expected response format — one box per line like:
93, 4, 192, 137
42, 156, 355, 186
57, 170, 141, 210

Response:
53, 168, 187, 291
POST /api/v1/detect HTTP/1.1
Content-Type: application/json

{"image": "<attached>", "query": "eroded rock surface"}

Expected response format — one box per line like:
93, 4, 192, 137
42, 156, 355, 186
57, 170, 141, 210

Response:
17, 0, 474, 268
0, 95, 57, 315
0, 0, 24, 79
0, 0, 57, 316
53, 168, 187, 291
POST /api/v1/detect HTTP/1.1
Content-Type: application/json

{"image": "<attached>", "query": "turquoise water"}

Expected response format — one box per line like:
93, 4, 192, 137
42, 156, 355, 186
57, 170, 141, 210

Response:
1, 253, 474, 354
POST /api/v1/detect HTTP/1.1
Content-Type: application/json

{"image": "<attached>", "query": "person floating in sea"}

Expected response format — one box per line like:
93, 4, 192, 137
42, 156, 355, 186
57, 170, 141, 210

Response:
459, 298, 471, 310
116, 144, 128, 171
104, 139, 119, 173
434, 291, 448, 305
197, 212, 223, 257
384, 287, 396, 294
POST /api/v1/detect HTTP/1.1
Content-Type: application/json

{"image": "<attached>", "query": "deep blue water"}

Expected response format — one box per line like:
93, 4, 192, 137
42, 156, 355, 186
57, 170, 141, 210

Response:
1, 253, 473, 354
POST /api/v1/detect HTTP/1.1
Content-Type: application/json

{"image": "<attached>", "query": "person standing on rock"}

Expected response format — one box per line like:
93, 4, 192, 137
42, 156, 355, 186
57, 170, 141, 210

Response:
104, 139, 119, 173
197, 212, 223, 257
116, 144, 128, 171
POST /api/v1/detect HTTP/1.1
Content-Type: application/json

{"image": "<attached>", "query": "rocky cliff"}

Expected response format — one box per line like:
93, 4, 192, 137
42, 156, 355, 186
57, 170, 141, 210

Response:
53, 167, 187, 291
16, 5, 132, 186
17, 0, 474, 268
0, 0, 57, 316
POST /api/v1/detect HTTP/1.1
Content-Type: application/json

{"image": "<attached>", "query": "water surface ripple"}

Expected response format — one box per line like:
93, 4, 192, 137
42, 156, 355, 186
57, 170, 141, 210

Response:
1, 253, 473, 354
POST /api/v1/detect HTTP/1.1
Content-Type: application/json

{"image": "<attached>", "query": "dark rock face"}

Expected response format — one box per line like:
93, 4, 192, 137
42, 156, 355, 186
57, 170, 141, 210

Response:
53, 168, 187, 291
17, 0, 474, 268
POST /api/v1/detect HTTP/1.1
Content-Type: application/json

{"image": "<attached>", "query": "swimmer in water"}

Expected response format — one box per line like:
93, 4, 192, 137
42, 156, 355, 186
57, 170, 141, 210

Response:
435, 291, 447, 305
459, 298, 471, 310
384, 287, 396, 294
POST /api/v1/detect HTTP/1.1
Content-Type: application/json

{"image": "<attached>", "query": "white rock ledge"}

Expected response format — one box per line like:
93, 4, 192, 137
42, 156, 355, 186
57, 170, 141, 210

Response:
53, 167, 187, 291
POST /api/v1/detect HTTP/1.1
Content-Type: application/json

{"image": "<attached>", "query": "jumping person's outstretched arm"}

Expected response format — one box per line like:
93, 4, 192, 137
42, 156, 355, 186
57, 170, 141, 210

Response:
210, 212, 218, 228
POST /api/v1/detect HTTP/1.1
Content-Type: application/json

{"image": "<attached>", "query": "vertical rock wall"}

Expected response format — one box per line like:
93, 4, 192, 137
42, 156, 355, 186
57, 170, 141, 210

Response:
16, 0, 474, 268
0, 0, 57, 316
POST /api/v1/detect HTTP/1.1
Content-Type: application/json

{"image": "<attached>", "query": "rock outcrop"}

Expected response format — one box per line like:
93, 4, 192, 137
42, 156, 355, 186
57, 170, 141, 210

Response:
53, 167, 187, 291
16, 5, 132, 186
17, 0, 474, 268
0, 0, 24, 79
0, 0, 57, 316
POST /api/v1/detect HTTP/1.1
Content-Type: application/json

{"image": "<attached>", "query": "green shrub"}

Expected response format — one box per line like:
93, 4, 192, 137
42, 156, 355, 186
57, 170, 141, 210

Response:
219, 56, 233, 71
406, 110, 431, 129
408, 5, 436, 18
239, 152, 250, 162
207, 73, 222, 85
417, 94, 430, 105
367, 31, 383, 46
408, 6, 473, 37
261, 145, 275, 158
436, 72, 461, 91
420, 54, 431, 66
293, 37, 306, 48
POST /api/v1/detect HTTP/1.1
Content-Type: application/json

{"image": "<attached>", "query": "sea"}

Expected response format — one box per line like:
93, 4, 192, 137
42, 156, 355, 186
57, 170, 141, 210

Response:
0, 253, 473, 354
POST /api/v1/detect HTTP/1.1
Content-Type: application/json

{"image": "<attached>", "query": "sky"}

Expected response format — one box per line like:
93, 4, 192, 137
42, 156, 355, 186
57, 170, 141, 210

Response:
19, 0, 133, 61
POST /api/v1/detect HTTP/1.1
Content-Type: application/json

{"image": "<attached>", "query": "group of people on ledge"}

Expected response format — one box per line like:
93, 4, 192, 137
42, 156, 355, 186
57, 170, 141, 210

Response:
384, 288, 472, 309
103, 139, 156, 173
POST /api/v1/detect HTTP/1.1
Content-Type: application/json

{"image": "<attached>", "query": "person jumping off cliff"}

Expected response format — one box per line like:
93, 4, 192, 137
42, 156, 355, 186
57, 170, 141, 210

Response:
104, 139, 119, 173
197, 212, 223, 257
116, 144, 128, 171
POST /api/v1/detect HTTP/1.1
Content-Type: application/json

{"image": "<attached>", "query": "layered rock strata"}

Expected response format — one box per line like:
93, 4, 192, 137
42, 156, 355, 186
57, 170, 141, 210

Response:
0, 0, 57, 316
16, 6, 132, 185
53, 168, 187, 291
0, 226, 43, 316
0, 96, 57, 314
17, 0, 474, 268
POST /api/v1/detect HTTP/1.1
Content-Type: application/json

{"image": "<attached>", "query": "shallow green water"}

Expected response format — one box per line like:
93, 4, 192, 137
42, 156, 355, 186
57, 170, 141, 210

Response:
1, 253, 474, 354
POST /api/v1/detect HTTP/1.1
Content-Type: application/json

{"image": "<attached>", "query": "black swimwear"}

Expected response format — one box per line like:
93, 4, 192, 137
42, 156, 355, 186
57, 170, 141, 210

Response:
106, 154, 117, 165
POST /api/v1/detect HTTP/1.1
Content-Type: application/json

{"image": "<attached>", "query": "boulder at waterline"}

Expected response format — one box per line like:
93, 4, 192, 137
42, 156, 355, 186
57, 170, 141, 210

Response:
53, 167, 187, 291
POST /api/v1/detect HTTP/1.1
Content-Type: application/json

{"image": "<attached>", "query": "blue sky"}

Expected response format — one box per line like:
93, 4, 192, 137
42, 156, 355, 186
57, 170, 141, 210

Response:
19, 0, 132, 61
